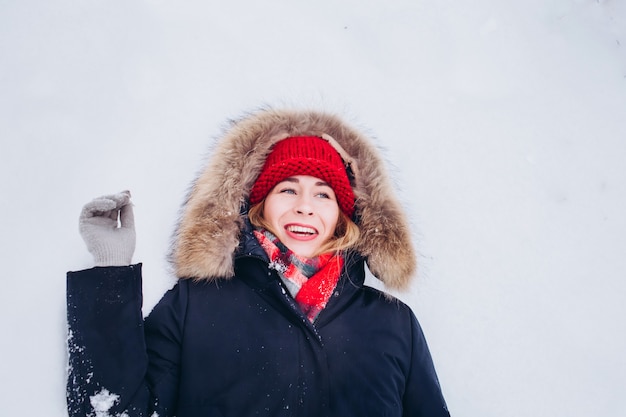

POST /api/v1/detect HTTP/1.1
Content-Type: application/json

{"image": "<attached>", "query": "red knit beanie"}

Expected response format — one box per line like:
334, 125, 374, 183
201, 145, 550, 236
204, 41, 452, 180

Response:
249, 136, 355, 218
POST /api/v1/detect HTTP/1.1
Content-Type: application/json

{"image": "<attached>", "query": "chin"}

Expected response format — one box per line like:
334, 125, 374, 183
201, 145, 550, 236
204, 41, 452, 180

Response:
291, 249, 316, 258
288, 244, 319, 258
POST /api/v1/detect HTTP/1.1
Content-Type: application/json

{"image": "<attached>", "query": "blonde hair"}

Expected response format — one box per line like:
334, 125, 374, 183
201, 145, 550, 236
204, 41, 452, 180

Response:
248, 201, 360, 256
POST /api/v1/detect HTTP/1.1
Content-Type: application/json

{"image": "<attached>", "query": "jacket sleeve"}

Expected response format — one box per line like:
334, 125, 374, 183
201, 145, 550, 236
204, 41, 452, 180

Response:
402, 312, 451, 417
66, 264, 186, 417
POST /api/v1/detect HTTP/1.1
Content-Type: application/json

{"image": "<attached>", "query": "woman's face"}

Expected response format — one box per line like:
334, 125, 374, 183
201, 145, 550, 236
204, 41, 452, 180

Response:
263, 175, 340, 258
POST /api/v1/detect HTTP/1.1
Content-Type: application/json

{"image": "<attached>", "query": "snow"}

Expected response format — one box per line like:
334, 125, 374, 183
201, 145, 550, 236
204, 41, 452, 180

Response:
1, 0, 625, 416
269, 260, 288, 274
89, 389, 120, 417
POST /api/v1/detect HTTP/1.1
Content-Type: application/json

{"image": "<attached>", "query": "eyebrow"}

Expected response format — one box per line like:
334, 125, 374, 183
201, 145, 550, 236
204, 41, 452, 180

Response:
282, 177, 331, 187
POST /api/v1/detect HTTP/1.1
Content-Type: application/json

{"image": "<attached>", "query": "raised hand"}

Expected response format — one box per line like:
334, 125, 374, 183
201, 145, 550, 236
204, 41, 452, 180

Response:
79, 190, 136, 266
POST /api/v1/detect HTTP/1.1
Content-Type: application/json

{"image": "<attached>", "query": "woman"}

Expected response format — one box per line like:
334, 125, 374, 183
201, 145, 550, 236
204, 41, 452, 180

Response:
67, 108, 450, 417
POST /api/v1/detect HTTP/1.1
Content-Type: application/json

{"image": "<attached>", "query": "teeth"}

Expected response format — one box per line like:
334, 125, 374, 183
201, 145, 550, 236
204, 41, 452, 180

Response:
287, 225, 316, 234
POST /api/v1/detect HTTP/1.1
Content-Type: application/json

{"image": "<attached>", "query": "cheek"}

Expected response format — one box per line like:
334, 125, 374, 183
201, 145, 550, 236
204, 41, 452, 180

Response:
263, 197, 291, 229
323, 208, 340, 233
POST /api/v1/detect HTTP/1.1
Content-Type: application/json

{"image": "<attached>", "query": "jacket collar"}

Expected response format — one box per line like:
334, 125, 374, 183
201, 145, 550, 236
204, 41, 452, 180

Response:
233, 234, 367, 339
236, 222, 365, 285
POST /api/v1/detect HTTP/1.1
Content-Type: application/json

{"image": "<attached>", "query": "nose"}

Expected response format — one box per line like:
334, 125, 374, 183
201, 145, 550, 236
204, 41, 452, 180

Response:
294, 195, 314, 216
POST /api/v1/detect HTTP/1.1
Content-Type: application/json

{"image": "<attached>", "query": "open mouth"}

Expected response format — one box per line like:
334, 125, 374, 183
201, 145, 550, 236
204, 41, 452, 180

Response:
286, 225, 317, 236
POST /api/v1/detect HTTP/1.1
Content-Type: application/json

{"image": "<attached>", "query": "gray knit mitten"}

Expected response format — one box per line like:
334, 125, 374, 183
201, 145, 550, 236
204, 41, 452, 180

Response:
79, 190, 136, 266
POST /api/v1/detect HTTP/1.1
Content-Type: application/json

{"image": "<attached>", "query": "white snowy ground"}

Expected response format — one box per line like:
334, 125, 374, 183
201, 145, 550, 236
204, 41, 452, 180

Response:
1, 1, 625, 416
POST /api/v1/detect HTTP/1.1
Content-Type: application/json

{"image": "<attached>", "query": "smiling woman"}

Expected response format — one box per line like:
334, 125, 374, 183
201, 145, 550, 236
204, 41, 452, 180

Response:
66, 108, 450, 417
256, 175, 342, 258
248, 175, 361, 258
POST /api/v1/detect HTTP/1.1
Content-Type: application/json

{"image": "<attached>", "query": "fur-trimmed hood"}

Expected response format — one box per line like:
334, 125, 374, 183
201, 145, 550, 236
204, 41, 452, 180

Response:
171, 108, 416, 291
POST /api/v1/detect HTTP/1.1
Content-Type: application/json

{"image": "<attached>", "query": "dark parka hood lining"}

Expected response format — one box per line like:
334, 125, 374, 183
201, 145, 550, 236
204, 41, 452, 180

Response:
170, 108, 416, 290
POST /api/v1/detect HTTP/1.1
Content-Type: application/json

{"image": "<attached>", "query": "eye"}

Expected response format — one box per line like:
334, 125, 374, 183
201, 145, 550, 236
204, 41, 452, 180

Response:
315, 192, 331, 199
278, 187, 296, 195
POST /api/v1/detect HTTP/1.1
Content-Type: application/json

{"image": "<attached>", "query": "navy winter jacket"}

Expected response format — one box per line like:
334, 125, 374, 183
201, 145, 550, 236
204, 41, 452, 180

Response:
67, 109, 451, 416
67, 240, 449, 417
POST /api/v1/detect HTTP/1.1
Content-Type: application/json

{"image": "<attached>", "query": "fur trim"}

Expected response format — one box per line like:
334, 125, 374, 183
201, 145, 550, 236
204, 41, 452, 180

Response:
170, 108, 416, 290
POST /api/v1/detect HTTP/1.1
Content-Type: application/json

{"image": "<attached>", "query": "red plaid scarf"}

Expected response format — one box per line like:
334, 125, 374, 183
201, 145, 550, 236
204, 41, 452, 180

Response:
253, 229, 344, 323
